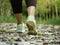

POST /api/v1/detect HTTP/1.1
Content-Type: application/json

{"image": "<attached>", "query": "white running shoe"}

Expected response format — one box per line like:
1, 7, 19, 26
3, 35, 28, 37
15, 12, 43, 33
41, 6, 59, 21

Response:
16, 23, 25, 33
26, 16, 37, 35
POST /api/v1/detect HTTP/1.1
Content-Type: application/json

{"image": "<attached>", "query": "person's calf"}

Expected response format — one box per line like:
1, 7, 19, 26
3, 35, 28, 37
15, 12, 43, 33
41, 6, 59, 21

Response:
15, 13, 22, 25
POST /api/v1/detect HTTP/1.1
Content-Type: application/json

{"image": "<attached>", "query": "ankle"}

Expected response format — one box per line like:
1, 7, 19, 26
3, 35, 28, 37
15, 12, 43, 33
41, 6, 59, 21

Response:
27, 15, 36, 24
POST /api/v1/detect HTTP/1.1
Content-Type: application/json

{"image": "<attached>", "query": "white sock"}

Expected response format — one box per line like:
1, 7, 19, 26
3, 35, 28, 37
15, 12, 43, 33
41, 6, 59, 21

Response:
27, 15, 36, 24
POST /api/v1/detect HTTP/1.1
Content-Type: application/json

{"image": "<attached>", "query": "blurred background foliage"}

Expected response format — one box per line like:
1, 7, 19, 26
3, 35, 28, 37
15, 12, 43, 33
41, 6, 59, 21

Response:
0, 0, 60, 25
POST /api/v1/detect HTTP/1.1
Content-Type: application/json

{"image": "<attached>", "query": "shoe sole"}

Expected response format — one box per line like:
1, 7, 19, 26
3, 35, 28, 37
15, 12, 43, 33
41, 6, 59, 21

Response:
26, 21, 35, 30
26, 21, 37, 35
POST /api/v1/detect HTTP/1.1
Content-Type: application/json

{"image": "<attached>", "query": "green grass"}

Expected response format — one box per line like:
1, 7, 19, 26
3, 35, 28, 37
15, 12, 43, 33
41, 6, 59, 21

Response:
36, 16, 60, 25
0, 15, 17, 23
0, 15, 60, 25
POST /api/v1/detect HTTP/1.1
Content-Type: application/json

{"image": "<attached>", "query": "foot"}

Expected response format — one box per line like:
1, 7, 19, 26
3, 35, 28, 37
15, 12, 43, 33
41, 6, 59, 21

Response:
16, 23, 25, 33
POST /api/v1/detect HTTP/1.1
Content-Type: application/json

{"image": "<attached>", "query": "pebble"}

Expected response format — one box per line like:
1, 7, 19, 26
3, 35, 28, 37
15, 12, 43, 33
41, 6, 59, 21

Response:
0, 23, 60, 45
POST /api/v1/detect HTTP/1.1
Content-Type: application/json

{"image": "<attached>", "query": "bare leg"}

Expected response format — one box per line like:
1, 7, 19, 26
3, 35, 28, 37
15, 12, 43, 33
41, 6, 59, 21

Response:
27, 6, 35, 16
15, 13, 22, 25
